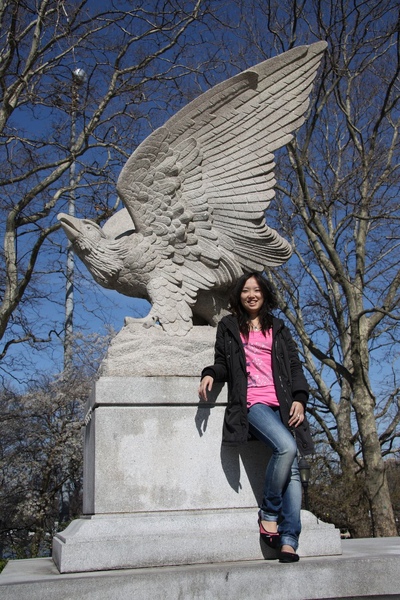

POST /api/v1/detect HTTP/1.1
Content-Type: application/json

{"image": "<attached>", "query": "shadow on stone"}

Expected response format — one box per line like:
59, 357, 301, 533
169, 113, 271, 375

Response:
194, 381, 225, 437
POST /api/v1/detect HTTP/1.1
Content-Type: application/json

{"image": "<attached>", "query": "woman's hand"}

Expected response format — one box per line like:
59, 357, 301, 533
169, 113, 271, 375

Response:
198, 376, 214, 401
289, 401, 305, 428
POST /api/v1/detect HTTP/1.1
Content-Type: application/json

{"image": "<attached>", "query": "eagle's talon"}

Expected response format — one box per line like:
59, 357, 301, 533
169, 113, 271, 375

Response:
142, 316, 159, 329
124, 315, 159, 328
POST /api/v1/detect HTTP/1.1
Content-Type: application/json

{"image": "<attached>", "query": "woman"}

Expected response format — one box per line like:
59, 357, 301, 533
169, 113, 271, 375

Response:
198, 272, 313, 563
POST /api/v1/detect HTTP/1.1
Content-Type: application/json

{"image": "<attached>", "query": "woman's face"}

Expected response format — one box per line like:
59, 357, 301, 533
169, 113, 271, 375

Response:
240, 276, 264, 317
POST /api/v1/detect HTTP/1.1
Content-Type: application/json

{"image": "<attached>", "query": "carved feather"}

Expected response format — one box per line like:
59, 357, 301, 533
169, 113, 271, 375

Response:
60, 43, 326, 335
117, 42, 326, 278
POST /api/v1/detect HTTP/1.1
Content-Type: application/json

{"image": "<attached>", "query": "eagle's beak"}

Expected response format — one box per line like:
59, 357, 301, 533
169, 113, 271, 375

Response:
57, 213, 81, 243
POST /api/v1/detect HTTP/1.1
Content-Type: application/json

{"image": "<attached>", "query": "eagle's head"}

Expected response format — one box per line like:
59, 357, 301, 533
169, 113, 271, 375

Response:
57, 213, 129, 287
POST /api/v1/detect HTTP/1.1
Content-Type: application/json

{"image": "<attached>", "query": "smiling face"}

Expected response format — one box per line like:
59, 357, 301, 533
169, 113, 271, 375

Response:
240, 276, 264, 318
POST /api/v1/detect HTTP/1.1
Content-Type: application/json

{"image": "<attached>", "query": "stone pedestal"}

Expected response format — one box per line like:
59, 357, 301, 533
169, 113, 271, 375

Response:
52, 323, 341, 573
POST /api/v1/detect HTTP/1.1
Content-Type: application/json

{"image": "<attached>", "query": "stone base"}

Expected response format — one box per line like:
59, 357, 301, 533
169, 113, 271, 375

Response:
53, 325, 342, 575
52, 508, 341, 573
3, 539, 400, 600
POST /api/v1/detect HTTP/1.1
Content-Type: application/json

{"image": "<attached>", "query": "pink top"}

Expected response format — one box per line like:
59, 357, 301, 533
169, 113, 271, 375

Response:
241, 330, 280, 408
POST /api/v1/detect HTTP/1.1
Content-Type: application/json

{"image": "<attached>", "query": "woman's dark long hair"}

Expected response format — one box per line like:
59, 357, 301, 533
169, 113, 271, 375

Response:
229, 272, 278, 338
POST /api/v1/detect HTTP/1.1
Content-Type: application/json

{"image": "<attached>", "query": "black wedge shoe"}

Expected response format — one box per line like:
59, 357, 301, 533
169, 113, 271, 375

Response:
278, 549, 300, 563
258, 518, 280, 549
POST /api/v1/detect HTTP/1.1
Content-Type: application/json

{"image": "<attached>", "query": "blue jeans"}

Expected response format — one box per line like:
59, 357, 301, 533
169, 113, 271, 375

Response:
247, 403, 302, 550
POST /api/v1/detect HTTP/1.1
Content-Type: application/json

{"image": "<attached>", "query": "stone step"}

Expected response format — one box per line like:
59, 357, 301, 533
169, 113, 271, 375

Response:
1, 538, 400, 600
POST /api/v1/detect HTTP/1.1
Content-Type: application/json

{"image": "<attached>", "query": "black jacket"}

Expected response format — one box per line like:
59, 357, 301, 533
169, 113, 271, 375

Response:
201, 314, 314, 455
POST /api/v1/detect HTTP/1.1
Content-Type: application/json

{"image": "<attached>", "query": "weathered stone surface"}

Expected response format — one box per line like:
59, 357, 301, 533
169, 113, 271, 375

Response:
52, 369, 341, 574
3, 539, 400, 600
58, 42, 327, 337
99, 322, 217, 377
82, 373, 265, 514
52, 509, 340, 574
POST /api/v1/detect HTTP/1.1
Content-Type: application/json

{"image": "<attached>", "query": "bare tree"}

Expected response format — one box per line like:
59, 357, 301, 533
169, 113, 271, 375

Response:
0, 372, 87, 558
2, 0, 399, 539
232, 0, 400, 536
0, 330, 112, 559
0, 0, 221, 380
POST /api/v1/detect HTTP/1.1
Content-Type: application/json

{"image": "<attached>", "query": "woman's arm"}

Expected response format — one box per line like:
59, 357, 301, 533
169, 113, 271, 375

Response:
282, 326, 309, 398
199, 322, 229, 401
200, 321, 229, 382
198, 375, 215, 401
281, 325, 309, 427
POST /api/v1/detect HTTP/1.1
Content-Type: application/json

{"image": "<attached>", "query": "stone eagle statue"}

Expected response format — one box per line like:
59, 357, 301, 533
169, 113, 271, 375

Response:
58, 42, 327, 335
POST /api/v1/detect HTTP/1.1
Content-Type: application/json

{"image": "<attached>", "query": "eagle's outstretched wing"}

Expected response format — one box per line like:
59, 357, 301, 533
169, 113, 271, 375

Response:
116, 42, 327, 333
118, 42, 326, 266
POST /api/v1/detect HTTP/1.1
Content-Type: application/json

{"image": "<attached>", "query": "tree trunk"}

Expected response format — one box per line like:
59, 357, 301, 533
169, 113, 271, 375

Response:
335, 409, 372, 537
353, 387, 397, 536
